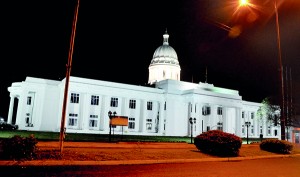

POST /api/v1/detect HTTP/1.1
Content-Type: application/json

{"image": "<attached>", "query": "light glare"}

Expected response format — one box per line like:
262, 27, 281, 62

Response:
239, 0, 249, 6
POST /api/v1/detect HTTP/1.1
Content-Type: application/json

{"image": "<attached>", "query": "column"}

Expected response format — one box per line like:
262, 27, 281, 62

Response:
7, 96, 15, 124
235, 108, 242, 136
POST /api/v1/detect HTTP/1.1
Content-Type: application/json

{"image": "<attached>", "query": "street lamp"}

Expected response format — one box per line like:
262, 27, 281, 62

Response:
237, 0, 285, 140
245, 121, 251, 144
274, 0, 286, 141
108, 111, 117, 142
189, 117, 196, 144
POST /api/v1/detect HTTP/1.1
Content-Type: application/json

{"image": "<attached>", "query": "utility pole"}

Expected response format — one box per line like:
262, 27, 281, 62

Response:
274, 0, 285, 140
59, 0, 80, 154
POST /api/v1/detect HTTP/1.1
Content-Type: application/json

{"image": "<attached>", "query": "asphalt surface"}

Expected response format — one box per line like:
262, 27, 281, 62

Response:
0, 142, 299, 166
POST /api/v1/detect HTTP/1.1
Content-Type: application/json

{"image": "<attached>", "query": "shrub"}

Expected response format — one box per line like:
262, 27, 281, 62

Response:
260, 139, 293, 154
1, 134, 38, 160
194, 130, 242, 157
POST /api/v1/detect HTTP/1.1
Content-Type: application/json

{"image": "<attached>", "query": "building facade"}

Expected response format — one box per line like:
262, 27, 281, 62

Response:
6, 31, 281, 140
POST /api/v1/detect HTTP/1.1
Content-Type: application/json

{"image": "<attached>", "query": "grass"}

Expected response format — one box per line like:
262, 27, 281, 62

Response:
0, 130, 193, 143
0, 130, 281, 144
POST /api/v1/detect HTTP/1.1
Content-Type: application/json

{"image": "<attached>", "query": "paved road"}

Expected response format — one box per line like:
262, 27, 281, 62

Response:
1, 156, 299, 177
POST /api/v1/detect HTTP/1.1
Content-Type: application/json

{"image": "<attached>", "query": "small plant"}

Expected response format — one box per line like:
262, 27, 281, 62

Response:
1, 134, 38, 160
260, 139, 293, 154
194, 130, 242, 157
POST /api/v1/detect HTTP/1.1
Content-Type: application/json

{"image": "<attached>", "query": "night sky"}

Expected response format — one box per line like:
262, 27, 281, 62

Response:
1, 0, 300, 118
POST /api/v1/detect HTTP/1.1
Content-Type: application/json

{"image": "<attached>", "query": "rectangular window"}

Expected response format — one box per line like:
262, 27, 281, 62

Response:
147, 101, 153, 110
128, 117, 135, 129
129, 100, 136, 109
70, 93, 80, 103
164, 102, 166, 110
242, 125, 245, 134
146, 119, 152, 130
217, 107, 223, 115
268, 126, 271, 135
251, 112, 254, 119
146, 123, 152, 130
91, 95, 99, 105
27, 96, 32, 105
68, 113, 78, 126
89, 115, 98, 128
202, 106, 211, 115
260, 126, 263, 134
89, 120, 97, 127
217, 122, 223, 131
251, 125, 254, 134
242, 112, 245, 118
110, 97, 118, 107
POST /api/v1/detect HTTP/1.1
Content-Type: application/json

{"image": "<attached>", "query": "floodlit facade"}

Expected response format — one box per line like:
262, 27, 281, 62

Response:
6, 32, 281, 140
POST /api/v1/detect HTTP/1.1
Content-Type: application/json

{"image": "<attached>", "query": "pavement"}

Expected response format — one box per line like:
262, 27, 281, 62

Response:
0, 141, 299, 166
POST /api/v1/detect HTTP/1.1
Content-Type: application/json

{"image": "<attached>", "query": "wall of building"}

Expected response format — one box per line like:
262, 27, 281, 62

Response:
7, 76, 281, 140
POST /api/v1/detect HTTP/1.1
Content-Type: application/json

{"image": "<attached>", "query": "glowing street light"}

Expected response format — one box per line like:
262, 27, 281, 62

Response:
239, 0, 249, 7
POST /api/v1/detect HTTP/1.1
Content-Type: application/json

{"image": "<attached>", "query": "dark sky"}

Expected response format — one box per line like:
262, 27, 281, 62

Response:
1, 0, 300, 118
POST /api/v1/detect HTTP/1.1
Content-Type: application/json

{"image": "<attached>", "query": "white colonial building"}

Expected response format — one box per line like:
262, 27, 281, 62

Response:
6, 31, 281, 139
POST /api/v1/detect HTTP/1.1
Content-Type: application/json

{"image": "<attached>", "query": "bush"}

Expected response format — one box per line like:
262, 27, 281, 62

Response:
194, 130, 242, 157
260, 139, 293, 154
1, 134, 38, 160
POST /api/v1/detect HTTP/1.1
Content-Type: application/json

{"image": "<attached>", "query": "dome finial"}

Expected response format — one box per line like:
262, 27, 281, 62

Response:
165, 28, 168, 34
163, 29, 169, 45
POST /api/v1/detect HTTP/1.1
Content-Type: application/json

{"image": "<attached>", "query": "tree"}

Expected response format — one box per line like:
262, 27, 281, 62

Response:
257, 97, 280, 126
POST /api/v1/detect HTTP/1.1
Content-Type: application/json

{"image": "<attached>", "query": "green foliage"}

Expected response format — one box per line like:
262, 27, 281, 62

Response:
1, 134, 38, 160
194, 130, 242, 157
260, 139, 294, 154
257, 97, 281, 126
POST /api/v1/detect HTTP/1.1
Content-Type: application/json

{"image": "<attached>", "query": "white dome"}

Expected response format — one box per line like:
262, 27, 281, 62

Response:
149, 32, 180, 67
148, 31, 181, 85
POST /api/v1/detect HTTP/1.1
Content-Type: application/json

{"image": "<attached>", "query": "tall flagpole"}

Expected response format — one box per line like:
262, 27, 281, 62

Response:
59, 0, 80, 154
